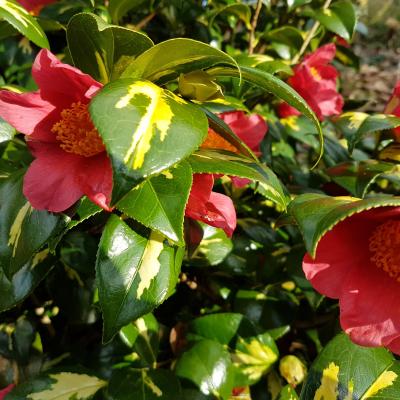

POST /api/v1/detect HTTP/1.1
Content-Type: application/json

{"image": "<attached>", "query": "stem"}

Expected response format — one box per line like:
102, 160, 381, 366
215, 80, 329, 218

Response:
134, 11, 156, 31
248, 0, 263, 54
292, 0, 333, 64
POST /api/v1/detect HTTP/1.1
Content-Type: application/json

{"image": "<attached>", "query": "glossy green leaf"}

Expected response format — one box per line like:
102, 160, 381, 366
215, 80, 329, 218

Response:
265, 27, 304, 50
279, 385, 299, 400
189, 149, 289, 209
208, 65, 323, 164
67, 13, 153, 83
0, 170, 64, 277
326, 160, 394, 198
67, 197, 103, 229
90, 79, 208, 203
121, 38, 238, 83
117, 161, 192, 244
0, 0, 49, 48
107, 368, 182, 399
209, 4, 251, 29
0, 117, 15, 143
288, 193, 400, 257
312, 0, 357, 40
300, 333, 400, 400
96, 215, 183, 342
0, 254, 54, 312
7, 372, 106, 399
191, 224, 233, 266
175, 339, 235, 400
335, 112, 400, 152
109, 0, 147, 23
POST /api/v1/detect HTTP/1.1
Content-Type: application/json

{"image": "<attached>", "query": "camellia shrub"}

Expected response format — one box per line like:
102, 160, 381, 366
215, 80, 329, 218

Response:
1, 0, 400, 398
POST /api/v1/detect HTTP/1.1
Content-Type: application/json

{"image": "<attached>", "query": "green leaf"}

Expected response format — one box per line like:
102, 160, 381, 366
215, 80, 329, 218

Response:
67, 12, 153, 83
116, 161, 192, 245
265, 27, 304, 50
90, 79, 208, 203
300, 333, 400, 400
279, 385, 299, 400
191, 224, 233, 267
109, 0, 147, 23
175, 339, 235, 400
96, 215, 183, 342
312, 0, 357, 40
107, 368, 182, 399
121, 38, 238, 84
189, 149, 289, 209
209, 4, 252, 30
0, 254, 54, 312
326, 160, 394, 198
0, 170, 64, 277
208, 65, 323, 164
335, 112, 400, 152
0, 117, 15, 143
7, 372, 106, 399
287, 193, 400, 257
67, 197, 102, 229
0, 0, 49, 48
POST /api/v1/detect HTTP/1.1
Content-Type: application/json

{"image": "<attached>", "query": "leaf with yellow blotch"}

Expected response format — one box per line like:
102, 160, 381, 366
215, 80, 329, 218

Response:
90, 79, 208, 203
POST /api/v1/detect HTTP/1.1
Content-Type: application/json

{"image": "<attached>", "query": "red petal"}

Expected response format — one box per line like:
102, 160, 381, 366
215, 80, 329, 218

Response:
186, 174, 214, 216
32, 49, 102, 109
18, 0, 55, 12
340, 261, 400, 349
303, 43, 336, 67
207, 191, 237, 237
0, 90, 55, 135
77, 153, 113, 211
0, 384, 15, 400
23, 143, 84, 212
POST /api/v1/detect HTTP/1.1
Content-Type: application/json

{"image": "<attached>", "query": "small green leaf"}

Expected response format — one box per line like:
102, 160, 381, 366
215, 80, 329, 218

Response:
121, 38, 238, 83
109, 0, 148, 23
279, 385, 299, 400
189, 149, 289, 209
326, 160, 394, 198
96, 215, 183, 342
107, 368, 182, 400
0, 170, 64, 277
67, 13, 153, 83
265, 27, 304, 50
7, 372, 106, 400
288, 193, 400, 257
116, 161, 192, 244
0, 117, 15, 143
0, 0, 49, 48
209, 4, 252, 30
90, 79, 208, 203
175, 339, 235, 400
312, 0, 357, 40
300, 333, 400, 400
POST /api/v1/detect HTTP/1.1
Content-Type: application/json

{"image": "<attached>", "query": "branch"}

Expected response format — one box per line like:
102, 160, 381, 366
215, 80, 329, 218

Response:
248, 0, 263, 55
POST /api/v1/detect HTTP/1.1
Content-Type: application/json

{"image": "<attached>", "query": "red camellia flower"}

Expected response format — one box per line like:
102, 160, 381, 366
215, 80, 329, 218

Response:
18, 0, 56, 14
0, 384, 15, 400
0, 49, 112, 212
385, 81, 400, 139
185, 174, 236, 237
278, 43, 344, 121
303, 207, 400, 353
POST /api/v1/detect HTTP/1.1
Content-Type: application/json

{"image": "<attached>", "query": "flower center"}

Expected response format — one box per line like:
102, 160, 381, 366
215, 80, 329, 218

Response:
309, 67, 321, 80
369, 220, 400, 281
51, 102, 105, 157
201, 130, 239, 153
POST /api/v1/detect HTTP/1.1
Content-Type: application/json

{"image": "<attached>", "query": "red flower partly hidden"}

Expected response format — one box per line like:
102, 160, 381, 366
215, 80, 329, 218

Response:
0, 49, 112, 213
201, 110, 268, 187
185, 174, 236, 237
303, 207, 400, 354
278, 44, 344, 121
0, 384, 15, 400
385, 80, 400, 139
18, 0, 56, 14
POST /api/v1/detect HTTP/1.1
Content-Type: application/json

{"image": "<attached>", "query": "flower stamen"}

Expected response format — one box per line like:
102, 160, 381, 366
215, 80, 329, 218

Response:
369, 220, 400, 282
52, 102, 105, 157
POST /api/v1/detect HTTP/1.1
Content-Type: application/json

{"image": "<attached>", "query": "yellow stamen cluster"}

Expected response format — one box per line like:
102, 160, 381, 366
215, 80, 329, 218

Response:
309, 67, 321, 80
369, 220, 400, 282
201, 130, 239, 153
52, 102, 105, 157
